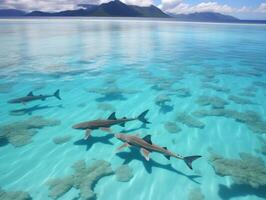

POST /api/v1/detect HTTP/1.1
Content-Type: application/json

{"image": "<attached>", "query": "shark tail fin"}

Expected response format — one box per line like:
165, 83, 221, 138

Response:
137, 109, 150, 124
54, 89, 61, 100
184, 155, 202, 170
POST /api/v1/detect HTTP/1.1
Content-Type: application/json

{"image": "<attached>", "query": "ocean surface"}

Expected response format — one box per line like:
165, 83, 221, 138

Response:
0, 18, 266, 200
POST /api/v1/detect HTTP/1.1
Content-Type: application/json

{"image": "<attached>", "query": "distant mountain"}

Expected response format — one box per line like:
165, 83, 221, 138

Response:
90, 0, 141, 17
26, 0, 170, 18
131, 5, 169, 18
0, 9, 26, 16
1, 5, 265, 23
27, 9, 91, 17
170, 12, 239, 22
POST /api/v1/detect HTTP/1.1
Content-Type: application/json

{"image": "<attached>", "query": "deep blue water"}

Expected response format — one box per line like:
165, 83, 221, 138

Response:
0, 18, 266, 200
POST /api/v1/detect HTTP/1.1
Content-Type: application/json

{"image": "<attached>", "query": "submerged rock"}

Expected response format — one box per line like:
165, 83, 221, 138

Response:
192, 109, 229, 118
0, 82, 15, 93
155, 94, 171, 106
0, 116, 60, 148
201, 83, 230, 93
176, 112, 205, 129
196, 96, 228, 109
209, 152, 266, 188
46, 160, 114, 200
256, 137, 266, 156
164, 122, 181, 134
46, 176, 74, 200
247, 121, 266, 134
188, 188, 205, 200
151, 81, 173, 91
115, 165, 133, 182
86, 85, 139, 101
0, 187, 32, 200
53, 135, 72, 145
77, 103, 87, 108
229, 95, 256, 105
192, 108, 266, 134
253, 81, 266, 88
97, 103, 115, 112
238, 86, 257, 97
170, 88, 191, 97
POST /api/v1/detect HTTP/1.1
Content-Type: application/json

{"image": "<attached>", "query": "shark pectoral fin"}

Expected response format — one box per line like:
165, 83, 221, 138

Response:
164, 155, 170, 160
116, 143, 130, 152
141, 148, 150, 161
100, 127, 112, 133
84, 129, 91, 140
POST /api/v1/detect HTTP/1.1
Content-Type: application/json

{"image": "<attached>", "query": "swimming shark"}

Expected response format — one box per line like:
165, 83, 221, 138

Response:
72, 110, 150, 139
8, 90, 61, 104
115, 133, 201, 170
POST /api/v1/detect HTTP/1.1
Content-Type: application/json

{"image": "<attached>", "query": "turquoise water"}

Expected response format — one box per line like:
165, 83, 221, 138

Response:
0, 18, 266, 200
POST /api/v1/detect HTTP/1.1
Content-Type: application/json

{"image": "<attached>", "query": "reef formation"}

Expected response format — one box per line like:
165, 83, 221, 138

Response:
155, 94, 171, 106
228, 95, 256, 105
0, 82, 15, 93
53, 135, 72, 145
0, 116, 60, 147
0, 187, 32, 200
188, 187, 205, 200
46, 160, 133, 200
115, 165, 133, 182
209, 152, 266, 188
196, 96, 228, 109
164, 122, 181, 134
193, 109, 266, 134
176, 112, 205, 129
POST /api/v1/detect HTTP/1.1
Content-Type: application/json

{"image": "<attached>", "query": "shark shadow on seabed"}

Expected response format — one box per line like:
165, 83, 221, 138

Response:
218, 184, 266, 200
73, 134, 114, 151
159, 104, 174, 114
120, 123, 150, 133
116, 147, 201, 184
9, 104, 63, 116
0, 137, 9, 147
95, 93, 127, 102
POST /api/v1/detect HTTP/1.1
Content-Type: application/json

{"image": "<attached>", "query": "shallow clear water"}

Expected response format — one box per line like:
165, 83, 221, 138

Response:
0, 18, 266, 200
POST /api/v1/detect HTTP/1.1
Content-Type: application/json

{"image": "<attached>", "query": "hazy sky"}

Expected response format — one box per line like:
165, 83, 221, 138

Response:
0, 0, 266, 19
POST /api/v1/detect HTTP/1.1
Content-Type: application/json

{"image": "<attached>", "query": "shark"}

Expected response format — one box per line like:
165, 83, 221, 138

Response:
8, 89, 61, 104
115, 133, 201, 170
72, 110, 150, 139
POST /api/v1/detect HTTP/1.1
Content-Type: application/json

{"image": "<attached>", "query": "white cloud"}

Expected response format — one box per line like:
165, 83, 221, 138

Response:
159, 1, 266, 16
122, 0, 153, 7
162, 1, 251, 14
1, 0, 84, 11
257, 3, 266, 13
0, 0, 153, 11
158, 0, 182, 11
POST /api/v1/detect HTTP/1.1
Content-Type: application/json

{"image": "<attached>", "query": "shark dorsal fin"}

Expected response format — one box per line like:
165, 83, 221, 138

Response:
142, 135, 152, 145
27, 91, 34, 96
163, 147, 168, 150
108, 112, 117, 120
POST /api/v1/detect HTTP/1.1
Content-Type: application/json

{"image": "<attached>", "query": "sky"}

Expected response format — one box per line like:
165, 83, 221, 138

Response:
0, 0, 266, 19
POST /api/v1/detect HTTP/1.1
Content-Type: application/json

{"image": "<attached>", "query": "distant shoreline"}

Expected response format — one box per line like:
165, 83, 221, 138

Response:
0, 16, 266, 25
